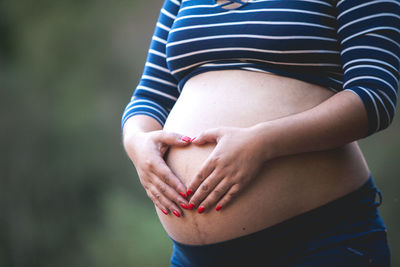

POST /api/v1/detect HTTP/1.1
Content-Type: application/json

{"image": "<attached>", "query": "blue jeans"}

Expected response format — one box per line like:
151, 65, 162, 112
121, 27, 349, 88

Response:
170, 174, 390, 266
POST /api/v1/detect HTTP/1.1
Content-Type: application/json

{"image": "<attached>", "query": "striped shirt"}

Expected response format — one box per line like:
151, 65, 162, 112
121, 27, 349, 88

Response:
121, 0, 400, 136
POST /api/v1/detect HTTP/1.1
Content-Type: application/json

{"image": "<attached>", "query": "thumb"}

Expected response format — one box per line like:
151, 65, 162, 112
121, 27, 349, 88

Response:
191, 128, 223, 145
158, 131, 192, 146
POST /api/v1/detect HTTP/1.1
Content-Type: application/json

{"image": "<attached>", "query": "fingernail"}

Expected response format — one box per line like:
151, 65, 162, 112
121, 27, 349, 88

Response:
216, 205, 222, 211
173, 210, 181, 217
186, 190, 193, 196
161, 209, 168, 215
188, 203, 195, 210
198, 206, 205, 214
179, 192, 187, 198
181, 136, 191, 142
191, 137, 197, 142
180, 203, 188, 209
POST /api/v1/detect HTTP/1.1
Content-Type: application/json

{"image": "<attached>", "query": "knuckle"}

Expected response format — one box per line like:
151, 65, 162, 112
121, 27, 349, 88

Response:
154, 192, 161, 200
146, 176, 153, 184
148, 186, 156, 193
201, 184, 209, 191
149, 185, 159, 196
213, 188, 223, 196
162, 174, 170, 185
162, 172, 175, 184
144, 159, 153, 169
195, 174, 203, 184
159, 185, 167, 194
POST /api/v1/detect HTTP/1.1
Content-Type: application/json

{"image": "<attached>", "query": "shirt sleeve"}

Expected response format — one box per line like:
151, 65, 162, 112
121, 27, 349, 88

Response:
121, 0, 181, 130
335, 0, 400, 136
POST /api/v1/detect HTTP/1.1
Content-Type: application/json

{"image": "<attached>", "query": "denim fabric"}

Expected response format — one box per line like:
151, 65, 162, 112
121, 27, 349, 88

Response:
170, 174, 390, 267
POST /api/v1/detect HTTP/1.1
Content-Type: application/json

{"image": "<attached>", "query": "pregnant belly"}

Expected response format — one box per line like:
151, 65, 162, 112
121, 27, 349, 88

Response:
157, 70, 370, 245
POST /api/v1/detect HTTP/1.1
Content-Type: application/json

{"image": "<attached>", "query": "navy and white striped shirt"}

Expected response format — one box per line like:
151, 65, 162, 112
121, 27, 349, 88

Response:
122, 0, 400, 136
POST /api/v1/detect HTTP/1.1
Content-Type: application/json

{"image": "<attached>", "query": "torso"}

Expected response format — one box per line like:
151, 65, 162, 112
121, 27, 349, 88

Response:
158, 70, 370, 245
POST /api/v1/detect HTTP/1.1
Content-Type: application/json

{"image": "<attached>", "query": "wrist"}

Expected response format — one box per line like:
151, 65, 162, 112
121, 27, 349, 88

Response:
122, 115, 162, 143
248, 122, 280, 162
123, 129, 150, 165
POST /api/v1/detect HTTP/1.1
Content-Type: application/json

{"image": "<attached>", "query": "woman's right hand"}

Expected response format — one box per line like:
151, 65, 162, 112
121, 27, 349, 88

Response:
124, 130, 192, 217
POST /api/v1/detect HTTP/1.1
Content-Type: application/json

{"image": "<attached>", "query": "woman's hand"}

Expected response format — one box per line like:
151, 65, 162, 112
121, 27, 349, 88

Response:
187, 126, 269, 213
124, 130, 192, 217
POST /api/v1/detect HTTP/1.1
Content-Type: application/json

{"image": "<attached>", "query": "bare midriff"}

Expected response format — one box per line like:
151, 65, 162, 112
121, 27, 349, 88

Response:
158, 70, 370, 245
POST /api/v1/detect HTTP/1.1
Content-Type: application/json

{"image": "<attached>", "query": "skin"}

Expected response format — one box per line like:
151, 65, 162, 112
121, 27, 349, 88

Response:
186, 81, 369, 210
123, 70, 371, 244
123, 118, 190, 216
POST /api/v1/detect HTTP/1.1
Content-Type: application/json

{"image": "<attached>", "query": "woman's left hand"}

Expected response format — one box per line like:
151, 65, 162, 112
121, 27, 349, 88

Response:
186, 126, 268, 213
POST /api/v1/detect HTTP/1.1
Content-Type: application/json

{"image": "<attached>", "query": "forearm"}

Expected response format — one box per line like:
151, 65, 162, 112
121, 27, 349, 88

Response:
252, 90, 370, 161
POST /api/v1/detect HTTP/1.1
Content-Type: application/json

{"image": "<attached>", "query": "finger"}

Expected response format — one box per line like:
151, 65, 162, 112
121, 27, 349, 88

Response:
186, 156, 217, 198
152, 174, 191, 210
157, 131, 192, 146
215, 183, 242, 211
151, 157, 188, 200
191, 128, 223, 145
189, 172, 225, 212
147, 185, 183, 218
197, 179, 232, 212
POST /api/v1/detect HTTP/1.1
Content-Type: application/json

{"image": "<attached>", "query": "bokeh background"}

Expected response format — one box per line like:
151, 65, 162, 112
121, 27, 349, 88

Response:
1, 0, 399, 266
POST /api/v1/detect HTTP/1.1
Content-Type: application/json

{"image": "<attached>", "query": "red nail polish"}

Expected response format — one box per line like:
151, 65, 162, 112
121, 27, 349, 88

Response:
191, 137, 197, 142
179, 192, 187, 198
161, 209, 168, 215
198, 206, 205, 214
216, 205, 222, 211
173, 210, 181, 217
188, 203, 195, 210
180, 203, 188, 209
181, 136, 191, 142
187, 190, 193, 196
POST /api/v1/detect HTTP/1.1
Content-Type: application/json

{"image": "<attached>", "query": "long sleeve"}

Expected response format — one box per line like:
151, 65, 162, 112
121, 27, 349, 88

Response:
121, 0, 181, 130
335, 0, 400, 136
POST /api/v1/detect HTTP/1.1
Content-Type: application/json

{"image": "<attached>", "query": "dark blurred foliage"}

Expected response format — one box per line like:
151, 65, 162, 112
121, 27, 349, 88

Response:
1, 1, 172, 266
0, 0, 399, 266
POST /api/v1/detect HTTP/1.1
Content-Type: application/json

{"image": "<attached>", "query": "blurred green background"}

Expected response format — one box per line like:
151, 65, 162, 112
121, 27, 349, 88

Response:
1, 0, 399, 266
